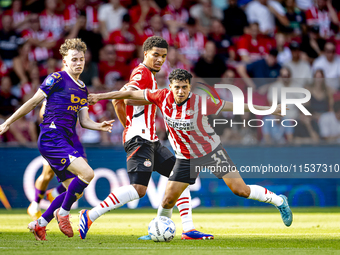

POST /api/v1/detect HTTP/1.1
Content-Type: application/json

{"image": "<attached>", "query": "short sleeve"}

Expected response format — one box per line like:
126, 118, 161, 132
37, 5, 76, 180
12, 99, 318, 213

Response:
144, 89, 167, 108
206, 96, 225, 115
237, 36, 249, 55
126, 70, 149, 90
39, 72, 62, 98
305, 9, 313, 21
84, 86, 89, 108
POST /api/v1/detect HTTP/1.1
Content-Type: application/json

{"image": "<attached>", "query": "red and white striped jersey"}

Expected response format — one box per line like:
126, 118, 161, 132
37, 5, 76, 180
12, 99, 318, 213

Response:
175, 30, 206, 63
306, 6, 332, 38
144, 89, 225, 159
162, 4, 189, 24
107, 28, 142, 63
144, 27, 174, 46
237, 34, 275, 62
123, 64, 158, 143
64, 4, 98, 31
161, 60, 188, 80
21, 29, 54, 62
4, 9, 30, 31
39, 10, 65, 39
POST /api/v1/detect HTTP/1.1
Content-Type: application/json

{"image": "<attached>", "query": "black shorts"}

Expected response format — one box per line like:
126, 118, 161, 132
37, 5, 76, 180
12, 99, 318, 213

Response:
168, 144, 236, 185
124, 136, 175, 186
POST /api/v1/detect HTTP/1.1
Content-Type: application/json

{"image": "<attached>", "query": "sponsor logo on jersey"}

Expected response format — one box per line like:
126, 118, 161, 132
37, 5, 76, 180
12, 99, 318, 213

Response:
133, 74, 142, 81
70, 94, 87, 105
67, 94, 87, 112
165, 115, 194, 131
68, 154, 77, 163
144, 160, 152, 167
49, 121, 56, 129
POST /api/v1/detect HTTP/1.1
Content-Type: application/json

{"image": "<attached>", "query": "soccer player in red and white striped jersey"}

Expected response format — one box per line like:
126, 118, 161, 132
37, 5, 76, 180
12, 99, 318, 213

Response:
21, 14, 56, 63
79, 36, 213, 240
100, 68, 293, 231
39, 0, 65, 40
64, 3, 98, 32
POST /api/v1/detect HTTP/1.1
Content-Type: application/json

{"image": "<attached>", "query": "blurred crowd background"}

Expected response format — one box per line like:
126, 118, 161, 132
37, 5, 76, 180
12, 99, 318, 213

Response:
0, 0, 340, 146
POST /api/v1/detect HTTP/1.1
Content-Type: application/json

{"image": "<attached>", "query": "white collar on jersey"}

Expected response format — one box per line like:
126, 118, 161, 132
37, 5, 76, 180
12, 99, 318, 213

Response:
174, 92, 193, 107
65, 71, 86, 88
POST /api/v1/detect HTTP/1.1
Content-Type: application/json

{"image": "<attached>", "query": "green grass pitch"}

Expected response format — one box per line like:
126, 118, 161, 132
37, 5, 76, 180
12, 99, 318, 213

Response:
0, 208, 339, 255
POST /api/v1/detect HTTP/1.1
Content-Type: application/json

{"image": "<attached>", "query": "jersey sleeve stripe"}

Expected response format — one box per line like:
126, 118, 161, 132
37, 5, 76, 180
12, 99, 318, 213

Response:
39, 88, 47, 97
215, 100, 225, 115
78, 106, 89, 112
144, 89, 150, 102
126, 84, 141, 90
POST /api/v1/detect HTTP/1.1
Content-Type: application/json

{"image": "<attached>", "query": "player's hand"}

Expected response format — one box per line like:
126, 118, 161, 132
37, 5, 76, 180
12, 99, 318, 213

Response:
100, 120, 114, 133
0, 122, 10, 135
272, 104, 288, 117
88, 94, 99, 105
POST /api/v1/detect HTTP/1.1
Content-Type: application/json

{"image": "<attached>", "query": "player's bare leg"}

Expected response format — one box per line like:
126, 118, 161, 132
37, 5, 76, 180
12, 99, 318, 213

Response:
27, 163, 55, 220
45, 184, 66, 203
28, 161, 67, 220
157, 181, 214, 240
222, 170, 293, 226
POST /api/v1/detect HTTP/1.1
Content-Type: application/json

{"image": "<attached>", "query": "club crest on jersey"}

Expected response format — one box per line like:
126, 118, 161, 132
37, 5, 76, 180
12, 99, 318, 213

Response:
144, 160, 152, 167
133, 74, 142, 81
186, 109, 195, 116
46, 77, 54, 86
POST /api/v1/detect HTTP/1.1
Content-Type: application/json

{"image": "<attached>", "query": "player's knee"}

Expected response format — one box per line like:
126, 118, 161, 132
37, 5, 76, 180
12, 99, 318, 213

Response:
43, 171, 54, 181
81, 168, 94, 183
162, 196, 177, 208
132, 184, 147, 198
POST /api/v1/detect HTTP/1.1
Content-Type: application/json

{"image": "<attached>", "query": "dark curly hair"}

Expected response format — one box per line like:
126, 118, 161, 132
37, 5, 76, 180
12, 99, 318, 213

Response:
143, 36, 168, 52
169, 69, 193, 84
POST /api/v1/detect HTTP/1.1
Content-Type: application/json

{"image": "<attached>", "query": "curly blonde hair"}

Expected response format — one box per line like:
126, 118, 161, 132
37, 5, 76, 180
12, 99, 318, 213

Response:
59, 38, 87, 58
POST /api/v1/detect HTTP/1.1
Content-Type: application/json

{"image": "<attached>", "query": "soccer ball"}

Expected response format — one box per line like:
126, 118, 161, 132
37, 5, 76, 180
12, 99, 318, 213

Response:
148, 216, 176, 242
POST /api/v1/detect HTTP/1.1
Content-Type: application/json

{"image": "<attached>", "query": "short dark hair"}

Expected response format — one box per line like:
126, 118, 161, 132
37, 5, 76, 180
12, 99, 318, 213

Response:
169, 69, 193, 84
143, 36, 168, 52
269, 48, 278, 57
122, 13, 130, 23
187, 17, 196, 26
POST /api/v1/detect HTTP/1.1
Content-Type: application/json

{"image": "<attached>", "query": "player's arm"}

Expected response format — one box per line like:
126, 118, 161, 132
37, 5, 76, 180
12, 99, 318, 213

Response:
88, 90, 146, 105
111, 87, 152, 128
78, 107, 114, 132
124, 87, 151, 106
0, 90, 45, 135
112, 97, 127, 128
39, 100, 47, 119
222, 101, 284, 116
